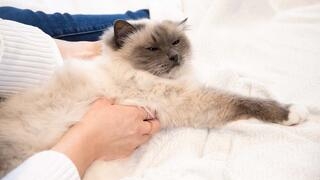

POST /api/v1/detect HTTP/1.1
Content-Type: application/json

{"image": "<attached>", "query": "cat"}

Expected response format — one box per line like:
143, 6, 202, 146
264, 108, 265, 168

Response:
0, 19, 307, 177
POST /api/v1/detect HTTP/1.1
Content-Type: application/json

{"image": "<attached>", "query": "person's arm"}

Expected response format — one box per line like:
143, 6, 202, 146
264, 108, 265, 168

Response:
2, 151, 80, 180
0, 19, 99, 97
0, 19, 63, 97
3, 98, 160, 179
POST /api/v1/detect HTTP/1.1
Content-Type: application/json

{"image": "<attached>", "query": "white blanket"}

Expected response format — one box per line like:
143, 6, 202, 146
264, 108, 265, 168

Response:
1, 0, 320, 179
84, 1, 320, 179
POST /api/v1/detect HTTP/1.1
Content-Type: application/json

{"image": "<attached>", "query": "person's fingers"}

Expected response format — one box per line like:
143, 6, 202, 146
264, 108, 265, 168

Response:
139, 120, 153, 135
149, 119, 160, 134
136, 106, 156, 120
143, 107, 156, 120
139, 119, 161, 135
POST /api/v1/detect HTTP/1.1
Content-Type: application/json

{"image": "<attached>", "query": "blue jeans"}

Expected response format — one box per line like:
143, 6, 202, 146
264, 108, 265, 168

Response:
0, 6, 149, 41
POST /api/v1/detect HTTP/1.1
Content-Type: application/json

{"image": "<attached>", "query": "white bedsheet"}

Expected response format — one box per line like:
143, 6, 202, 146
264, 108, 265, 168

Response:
1, 0, 319, 179
85, 1, 320, 179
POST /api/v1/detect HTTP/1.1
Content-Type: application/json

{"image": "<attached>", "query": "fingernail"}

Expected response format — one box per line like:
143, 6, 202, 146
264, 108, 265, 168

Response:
141, 106, 156, 119
147, 108, 156, 119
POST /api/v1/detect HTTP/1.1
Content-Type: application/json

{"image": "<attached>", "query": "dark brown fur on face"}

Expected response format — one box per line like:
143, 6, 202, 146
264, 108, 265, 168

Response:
107, 19, 191, 77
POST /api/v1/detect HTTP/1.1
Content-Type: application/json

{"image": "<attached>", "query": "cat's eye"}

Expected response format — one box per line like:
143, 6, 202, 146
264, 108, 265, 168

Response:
146, 47, 159, 51
172, 39, 180, 45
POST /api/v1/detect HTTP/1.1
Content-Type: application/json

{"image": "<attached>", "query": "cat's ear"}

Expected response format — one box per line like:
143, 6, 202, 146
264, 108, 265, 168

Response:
179, 18, 188, 25
114, 20, 136, 47
177, 18, 188, 30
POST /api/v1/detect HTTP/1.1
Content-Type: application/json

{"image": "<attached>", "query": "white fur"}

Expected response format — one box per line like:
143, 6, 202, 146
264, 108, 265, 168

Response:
281, 105, 309, 126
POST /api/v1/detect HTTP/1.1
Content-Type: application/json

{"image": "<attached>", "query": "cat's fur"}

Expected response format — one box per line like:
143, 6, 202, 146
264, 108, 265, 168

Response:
0, 19, 307, 177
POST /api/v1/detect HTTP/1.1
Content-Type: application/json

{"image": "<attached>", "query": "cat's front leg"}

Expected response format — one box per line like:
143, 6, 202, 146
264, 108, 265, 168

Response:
152, 85, 308, 128
118, 75, 308, 128
201, 88, 309, 127
231, 97, 308, 125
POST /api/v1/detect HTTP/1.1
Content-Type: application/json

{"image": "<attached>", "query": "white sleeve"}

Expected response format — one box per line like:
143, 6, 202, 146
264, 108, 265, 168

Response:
2, 151, 80, 180
0, 19, 63, 97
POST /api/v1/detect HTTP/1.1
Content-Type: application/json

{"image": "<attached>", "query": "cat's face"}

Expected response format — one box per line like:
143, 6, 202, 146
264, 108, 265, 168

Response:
105, 19, 191, 77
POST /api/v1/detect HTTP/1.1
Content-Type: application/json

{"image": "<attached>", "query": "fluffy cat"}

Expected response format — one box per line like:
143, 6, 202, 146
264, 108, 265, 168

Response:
0, 19, 307, 177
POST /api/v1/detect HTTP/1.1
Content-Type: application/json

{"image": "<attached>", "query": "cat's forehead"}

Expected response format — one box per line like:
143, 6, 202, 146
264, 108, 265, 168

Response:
131, 21, 183, 44
152, 21, 181, 37
151, 25, 179, 42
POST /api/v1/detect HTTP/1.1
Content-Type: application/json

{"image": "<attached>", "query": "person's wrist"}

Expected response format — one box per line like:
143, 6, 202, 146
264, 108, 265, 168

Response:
51, 122, 98, 177
76, 121, 104, 161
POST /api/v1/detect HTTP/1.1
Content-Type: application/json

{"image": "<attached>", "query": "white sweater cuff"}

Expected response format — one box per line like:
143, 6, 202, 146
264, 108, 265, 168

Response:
3, 150, 80, 180
0, 19, 63, 97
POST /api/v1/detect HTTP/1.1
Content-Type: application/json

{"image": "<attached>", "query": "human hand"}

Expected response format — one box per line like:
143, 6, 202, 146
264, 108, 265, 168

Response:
52, 98, 160, 177
55, 39, 102, 60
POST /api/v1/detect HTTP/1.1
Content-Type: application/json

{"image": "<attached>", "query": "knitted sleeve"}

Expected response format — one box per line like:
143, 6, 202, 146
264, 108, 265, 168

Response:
2, 151, 80, 180
0, 19, 63, 97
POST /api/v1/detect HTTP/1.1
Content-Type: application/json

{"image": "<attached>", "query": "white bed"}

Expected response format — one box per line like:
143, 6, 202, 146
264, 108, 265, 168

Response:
1, 0, 319, 179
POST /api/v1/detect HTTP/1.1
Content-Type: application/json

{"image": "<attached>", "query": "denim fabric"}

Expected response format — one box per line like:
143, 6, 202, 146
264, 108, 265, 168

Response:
0, 6, 149, 41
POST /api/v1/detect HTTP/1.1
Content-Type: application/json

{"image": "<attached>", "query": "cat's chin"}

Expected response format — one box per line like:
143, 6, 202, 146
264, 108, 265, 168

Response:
159, 73, 175, 79
158, 67, 182, 79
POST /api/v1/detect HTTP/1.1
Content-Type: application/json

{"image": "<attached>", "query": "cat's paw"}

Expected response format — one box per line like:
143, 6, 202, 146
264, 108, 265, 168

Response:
281, 105, 309, 126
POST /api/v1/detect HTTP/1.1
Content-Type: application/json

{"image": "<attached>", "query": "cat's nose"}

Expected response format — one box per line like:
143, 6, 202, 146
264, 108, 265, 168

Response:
169, 54, 179, 63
